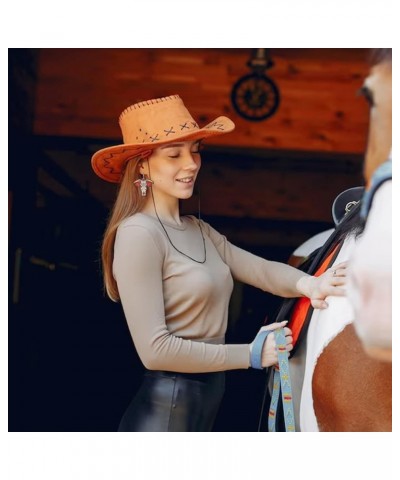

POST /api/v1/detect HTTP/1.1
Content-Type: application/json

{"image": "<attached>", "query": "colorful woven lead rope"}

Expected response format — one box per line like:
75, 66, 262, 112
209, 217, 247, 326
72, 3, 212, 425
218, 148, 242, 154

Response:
250, 327, 295, 431
268, 328, 295, 432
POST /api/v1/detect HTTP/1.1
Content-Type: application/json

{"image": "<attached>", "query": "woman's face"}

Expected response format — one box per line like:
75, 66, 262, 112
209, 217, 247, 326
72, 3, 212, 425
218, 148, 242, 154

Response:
145, 140, 202, 201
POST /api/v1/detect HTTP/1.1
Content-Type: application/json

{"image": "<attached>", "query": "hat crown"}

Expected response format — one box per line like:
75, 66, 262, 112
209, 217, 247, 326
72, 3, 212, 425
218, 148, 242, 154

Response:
91, 95, 235, 183
119, 95, 200, 145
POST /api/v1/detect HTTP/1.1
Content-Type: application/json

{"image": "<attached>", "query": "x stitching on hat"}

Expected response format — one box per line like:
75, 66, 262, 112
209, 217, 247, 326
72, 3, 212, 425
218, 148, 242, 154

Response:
207, 121, 225, 130
164, 127, 176, 136
92, 95, 235, 183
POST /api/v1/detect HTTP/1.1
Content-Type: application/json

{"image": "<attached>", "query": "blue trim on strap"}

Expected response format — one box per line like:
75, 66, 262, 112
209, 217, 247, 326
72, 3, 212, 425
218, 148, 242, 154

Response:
250, 329, 274, 369
360, 158, 392, 220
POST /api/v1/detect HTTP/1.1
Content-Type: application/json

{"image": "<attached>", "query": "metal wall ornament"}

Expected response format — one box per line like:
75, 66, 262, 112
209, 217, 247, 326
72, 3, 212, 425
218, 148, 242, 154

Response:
231, 49, 280, 122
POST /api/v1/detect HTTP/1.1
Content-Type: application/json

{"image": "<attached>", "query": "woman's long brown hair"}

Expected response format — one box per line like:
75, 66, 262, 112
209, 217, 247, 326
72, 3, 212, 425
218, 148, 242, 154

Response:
101, 157, 144, 301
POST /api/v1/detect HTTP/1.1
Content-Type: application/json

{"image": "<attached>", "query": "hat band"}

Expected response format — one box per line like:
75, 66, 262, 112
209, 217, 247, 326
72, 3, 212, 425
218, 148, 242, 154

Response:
124, 120, 200, 145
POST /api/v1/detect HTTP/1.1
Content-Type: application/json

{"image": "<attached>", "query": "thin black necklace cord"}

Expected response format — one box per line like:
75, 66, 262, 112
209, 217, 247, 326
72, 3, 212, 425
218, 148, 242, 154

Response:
147, 166, 206, 264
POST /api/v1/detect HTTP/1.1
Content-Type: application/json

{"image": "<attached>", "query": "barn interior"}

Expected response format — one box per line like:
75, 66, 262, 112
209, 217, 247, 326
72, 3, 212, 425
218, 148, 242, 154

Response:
8, 48, 370, 431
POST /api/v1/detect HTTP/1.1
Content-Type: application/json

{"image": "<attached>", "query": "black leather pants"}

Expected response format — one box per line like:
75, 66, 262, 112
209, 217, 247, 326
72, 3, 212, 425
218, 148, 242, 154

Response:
118, 370, 225, 432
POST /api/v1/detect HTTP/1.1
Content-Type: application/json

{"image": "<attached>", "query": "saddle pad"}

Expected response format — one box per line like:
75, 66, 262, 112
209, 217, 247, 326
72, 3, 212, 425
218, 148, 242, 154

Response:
299, 236, 357, 431
289, 243, 340, 349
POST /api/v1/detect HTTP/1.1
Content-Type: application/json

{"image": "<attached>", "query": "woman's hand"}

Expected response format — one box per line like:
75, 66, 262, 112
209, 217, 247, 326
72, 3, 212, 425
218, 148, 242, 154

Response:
297, 261, 348, 309
250, 321, 293, 368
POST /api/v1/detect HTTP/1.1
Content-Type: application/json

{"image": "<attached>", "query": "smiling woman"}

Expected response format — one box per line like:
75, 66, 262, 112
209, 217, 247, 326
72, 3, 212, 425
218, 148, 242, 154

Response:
145, 140, 202, 201
91, 94, 347, 432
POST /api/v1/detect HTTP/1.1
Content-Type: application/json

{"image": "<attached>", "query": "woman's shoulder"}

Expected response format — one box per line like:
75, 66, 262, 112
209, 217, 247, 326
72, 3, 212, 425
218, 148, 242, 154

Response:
183, 214, 198, 225
117, 213, 165, 244
184, 216, 226, 246
116, 213, 165, 254
184, 215, 209, 229
119, 212, 160, 231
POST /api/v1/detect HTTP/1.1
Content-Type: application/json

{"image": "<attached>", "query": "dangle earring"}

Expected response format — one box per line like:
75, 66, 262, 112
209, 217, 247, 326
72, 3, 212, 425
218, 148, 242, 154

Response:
134, 161, 153, 196
134, 173, 154, 197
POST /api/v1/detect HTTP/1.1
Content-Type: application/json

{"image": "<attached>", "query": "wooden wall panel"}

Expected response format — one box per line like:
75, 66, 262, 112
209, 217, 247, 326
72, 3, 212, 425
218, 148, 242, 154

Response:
181, 156, 362, 223
34, 48, 371, 155
43, 145, 362, 224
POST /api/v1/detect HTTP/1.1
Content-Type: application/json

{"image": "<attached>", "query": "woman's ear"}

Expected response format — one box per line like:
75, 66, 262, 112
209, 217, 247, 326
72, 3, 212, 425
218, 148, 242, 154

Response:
139, 159, 150, 177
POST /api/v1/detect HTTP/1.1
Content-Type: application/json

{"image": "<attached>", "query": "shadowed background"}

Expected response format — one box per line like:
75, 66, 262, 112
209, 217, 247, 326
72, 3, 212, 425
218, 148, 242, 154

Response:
8, 48, 369, 431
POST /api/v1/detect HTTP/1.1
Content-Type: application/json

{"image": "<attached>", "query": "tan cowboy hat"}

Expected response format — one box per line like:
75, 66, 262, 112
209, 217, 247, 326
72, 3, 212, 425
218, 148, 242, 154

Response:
91, 94, 235, 183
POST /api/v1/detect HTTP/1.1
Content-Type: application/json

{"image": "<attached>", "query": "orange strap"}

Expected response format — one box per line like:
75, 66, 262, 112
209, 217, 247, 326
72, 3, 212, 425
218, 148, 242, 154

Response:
288, 244, 340, 348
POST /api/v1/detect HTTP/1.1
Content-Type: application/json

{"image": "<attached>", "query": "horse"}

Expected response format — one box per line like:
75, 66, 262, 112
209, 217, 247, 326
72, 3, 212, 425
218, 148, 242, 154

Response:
284, 203, 391, 432
347, 49, 392, 362
261, 50, 392, 431
302, 50, 391, 431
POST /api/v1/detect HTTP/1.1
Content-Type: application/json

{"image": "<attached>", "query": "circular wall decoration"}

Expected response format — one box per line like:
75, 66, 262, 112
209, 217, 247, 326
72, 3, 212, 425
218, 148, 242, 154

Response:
231, 73, 280, 121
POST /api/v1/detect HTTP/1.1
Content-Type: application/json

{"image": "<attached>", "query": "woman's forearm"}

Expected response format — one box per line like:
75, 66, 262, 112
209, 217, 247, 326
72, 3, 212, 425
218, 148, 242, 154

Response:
259, 260, 312, 298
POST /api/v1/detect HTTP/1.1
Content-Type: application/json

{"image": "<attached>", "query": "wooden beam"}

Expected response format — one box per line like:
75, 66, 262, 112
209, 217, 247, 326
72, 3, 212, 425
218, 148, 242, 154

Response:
34, 48, 371, 155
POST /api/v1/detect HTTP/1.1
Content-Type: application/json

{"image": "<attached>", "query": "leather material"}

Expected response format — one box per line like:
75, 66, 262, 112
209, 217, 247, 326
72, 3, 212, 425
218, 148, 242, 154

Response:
118, 370, 225, 432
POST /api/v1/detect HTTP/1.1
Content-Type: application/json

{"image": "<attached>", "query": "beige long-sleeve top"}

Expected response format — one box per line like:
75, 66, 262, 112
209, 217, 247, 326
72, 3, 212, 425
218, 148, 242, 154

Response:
113, 213, 302, 373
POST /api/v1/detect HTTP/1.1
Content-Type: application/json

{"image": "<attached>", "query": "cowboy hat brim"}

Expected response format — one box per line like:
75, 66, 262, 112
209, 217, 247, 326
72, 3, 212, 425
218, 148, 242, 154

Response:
91, 115, 235, 183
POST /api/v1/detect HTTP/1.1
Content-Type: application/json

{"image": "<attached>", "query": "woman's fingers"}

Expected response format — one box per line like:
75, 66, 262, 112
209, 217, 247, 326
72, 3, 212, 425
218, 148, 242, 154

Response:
311, 299, 329, 309
285, 331, 293, 352
260, 324, 292, 340
260, 322, 293, 367
285, 334, 293, 345
327, 286, 346, 296
283, 326, 292, 336
259, 320, 288, 332
333, 261, 348, 270
333, 268, 346, 278
331, 262, 348, 278
332, 276, 346, 286
261, 334, 277, 367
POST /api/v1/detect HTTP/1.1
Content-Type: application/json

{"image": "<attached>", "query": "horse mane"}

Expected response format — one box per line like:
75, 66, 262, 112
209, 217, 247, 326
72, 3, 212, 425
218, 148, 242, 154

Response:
295, 200, 364, 273
334, 201, 364, 242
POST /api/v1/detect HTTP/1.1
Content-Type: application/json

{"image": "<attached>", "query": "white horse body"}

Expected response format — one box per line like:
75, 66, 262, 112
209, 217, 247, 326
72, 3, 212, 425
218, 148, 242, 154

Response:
348, 181, 392, 361
290, 236, 357, 431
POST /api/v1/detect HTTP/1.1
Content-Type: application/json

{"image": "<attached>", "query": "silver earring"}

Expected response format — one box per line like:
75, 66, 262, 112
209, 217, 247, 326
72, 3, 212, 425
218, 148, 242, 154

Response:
134, 174, 154, 197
